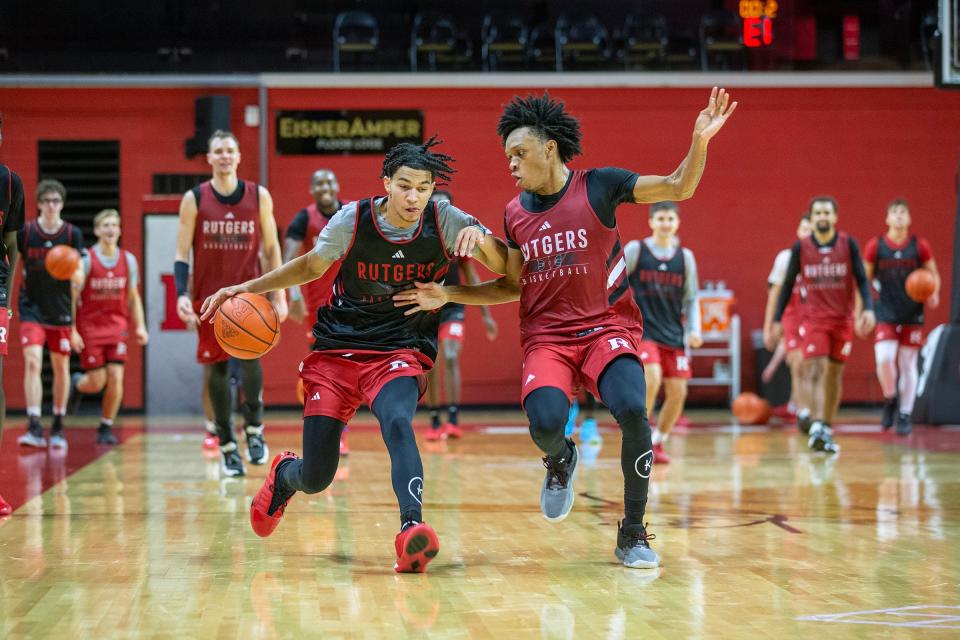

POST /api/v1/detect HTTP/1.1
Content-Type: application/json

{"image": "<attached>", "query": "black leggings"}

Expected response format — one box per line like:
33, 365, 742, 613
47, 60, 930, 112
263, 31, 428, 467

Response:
279, 376, 425, 524
207, 358, 264, 445
524, 355, 652, 524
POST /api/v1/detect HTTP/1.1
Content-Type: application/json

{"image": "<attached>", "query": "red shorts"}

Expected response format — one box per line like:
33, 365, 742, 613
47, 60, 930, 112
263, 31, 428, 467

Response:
194, 301, 229, 365
782, 315, 804, 352
875, 323, 923, 347
520, 328, 641, 404
438, 320, 465, 343
637, 340, 692, 379
299, 349, 429, 423
81, 341, 128, 370
0, 310, 9, 356
802, 320, 854, 363
20, 322, 72, 354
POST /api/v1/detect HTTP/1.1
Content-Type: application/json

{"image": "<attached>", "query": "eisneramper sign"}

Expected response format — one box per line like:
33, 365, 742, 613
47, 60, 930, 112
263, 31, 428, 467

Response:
276, 110, 423, 154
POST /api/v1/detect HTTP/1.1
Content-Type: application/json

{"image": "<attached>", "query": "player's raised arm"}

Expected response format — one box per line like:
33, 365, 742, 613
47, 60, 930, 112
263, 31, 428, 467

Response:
631, 87, 737, 204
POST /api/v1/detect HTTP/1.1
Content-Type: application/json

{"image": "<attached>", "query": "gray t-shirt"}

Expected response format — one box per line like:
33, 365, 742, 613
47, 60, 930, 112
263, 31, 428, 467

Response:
312, 198, 489, 261
81, 244, 139, 288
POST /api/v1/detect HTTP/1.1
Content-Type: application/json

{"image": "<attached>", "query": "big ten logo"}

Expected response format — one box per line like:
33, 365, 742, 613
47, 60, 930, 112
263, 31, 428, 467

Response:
0, 326, 6, 343
160, 273, 187, 331
739, 0, 777, 47
676, 355, 690, 372
60, 338, 70, 353
389, 359, 411, 371
909, 329, 923, 345
448, 322, 464, 337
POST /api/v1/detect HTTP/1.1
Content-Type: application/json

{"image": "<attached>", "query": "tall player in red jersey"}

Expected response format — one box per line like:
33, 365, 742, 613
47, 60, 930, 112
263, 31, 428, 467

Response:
282, 168, 349, 455
174, 130, 287, 477
0, 113, 26, 516
763, 213, 813, 431
16, 179, 85, 450
773, 196, 875, 453
396, 89, 737, 569
70, 209, 148, 444
862, 199, 939, 435
201, 138, 499, 573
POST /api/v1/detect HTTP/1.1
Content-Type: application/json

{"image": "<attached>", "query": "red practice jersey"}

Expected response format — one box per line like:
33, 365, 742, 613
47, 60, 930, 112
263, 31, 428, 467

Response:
800, 231, 856, 323
77, 247, 130, 344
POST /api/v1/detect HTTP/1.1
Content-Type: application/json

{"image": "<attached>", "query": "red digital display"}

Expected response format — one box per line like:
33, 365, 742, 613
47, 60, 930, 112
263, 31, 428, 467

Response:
740, 0, 777, 47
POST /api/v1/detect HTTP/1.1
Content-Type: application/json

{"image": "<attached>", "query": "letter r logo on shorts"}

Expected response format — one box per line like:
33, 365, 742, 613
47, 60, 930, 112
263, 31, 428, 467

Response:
389, 359, 411, 371
0, 327, 6, 343
607, 337, 630, 351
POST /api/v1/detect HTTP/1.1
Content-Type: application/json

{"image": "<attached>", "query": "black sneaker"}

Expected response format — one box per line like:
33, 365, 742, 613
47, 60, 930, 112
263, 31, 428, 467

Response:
17, 417, 46, 448
96, 425, 119, 445
895, 412, 912, 436
808, 422, 839, 454
67, 372, 84, 415
798, 413, 813, 435
881, 397, 898, 431
220, 441, 246, 477
244, 425, 268, 465
615, 521, 660, 568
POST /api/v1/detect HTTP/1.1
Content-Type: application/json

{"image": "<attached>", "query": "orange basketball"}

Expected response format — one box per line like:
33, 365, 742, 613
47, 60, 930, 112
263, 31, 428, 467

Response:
213, 292, 279, 359
296, 378, 305, 405
905, 269, 936, 303
731, 392, 771, 425
44, 244, 81, 280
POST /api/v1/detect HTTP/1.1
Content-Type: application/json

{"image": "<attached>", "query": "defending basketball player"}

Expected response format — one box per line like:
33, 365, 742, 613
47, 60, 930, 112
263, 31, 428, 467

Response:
174, 130, 287, 477
763, 213, 813, 431
862, 199, 940, 435
625, 201, 702, 465
282, 168, 350, 455
0, 113, 26, 516
200, 137, 503, 573
69, 209, 148, 444
395, 88, 737, 568
424, 189, 498, 442
16, 179, 85, 450
772, 196, 875, 453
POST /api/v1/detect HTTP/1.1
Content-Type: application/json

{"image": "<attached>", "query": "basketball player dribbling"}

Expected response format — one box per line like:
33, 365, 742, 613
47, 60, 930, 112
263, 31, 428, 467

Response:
201, 137, 504, 573
395, 88, 737, 568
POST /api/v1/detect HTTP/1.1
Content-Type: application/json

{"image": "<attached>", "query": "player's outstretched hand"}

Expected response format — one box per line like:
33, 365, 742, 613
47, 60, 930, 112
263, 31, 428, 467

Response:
454, 226, 486, 258
393, 281, 449, 316
272, 292, 289, 323
70, 327, 84, 353
200, 285, 246, 322
694, 87, 737, 142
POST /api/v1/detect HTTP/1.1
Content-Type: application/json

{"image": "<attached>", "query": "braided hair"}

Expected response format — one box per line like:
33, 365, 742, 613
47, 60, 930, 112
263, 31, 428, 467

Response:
497, 92, 583, 163
381, 134, 456, 185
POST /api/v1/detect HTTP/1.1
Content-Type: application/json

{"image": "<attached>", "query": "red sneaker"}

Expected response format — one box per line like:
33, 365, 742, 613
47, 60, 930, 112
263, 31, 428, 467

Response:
425, 427, 444, 442
202, 433, 218, 450
394, 522, 440, 573
442, 423, 463, 439
339, 433, 349, 457
250, 451, 298, 538
653, 443, 671, 464
0, 494, 11, 517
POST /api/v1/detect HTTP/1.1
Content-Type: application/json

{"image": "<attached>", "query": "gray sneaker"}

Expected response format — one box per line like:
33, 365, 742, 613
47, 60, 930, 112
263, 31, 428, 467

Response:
808, 422, 839, 454
244, 425, 268, 465
615, 521, 660, 568
49, 430, 68, 450
220, 441, 246, 477
18, 419, 46, 448
540, 440, 578, 522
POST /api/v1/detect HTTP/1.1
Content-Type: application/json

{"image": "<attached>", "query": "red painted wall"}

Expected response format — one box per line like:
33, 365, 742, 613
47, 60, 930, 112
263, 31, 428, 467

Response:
1, 85, 957, 409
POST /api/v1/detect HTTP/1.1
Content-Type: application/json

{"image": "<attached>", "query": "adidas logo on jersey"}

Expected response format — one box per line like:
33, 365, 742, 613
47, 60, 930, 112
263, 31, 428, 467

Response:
392, 250, 405, 259
658, 263, 668, 271
310, 392, 321, 401
538, 221, 552, 231
225, 211, 235, 219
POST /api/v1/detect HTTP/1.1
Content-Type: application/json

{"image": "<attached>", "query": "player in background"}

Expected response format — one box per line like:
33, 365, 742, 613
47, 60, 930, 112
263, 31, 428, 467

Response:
625, 202, 702, 464
69, 209, 148, 444
16, 179, 85, 450
0, 112, 26, 516
174, 130, 287, 477
862, 199, 939, 435
424, 189, 498, 441
772, 196, 875, 453
283, 168, 349, 455
763, 213, 813, 430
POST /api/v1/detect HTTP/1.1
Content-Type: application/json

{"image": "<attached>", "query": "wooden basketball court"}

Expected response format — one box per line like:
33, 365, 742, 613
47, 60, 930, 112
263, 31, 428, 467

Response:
1, 411, 958, 638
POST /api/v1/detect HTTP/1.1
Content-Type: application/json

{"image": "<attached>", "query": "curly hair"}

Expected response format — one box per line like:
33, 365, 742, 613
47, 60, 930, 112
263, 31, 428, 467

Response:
497, 92, 583, 162
381, 134, 456, 185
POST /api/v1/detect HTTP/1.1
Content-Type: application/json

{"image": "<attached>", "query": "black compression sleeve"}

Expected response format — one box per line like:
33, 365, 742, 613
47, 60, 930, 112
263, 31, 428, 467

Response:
284, 209, 309, 241
174, 260, 190, 297
773, 242, 801, 322
586, 167, 641, 228
848, 238, 874, 312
